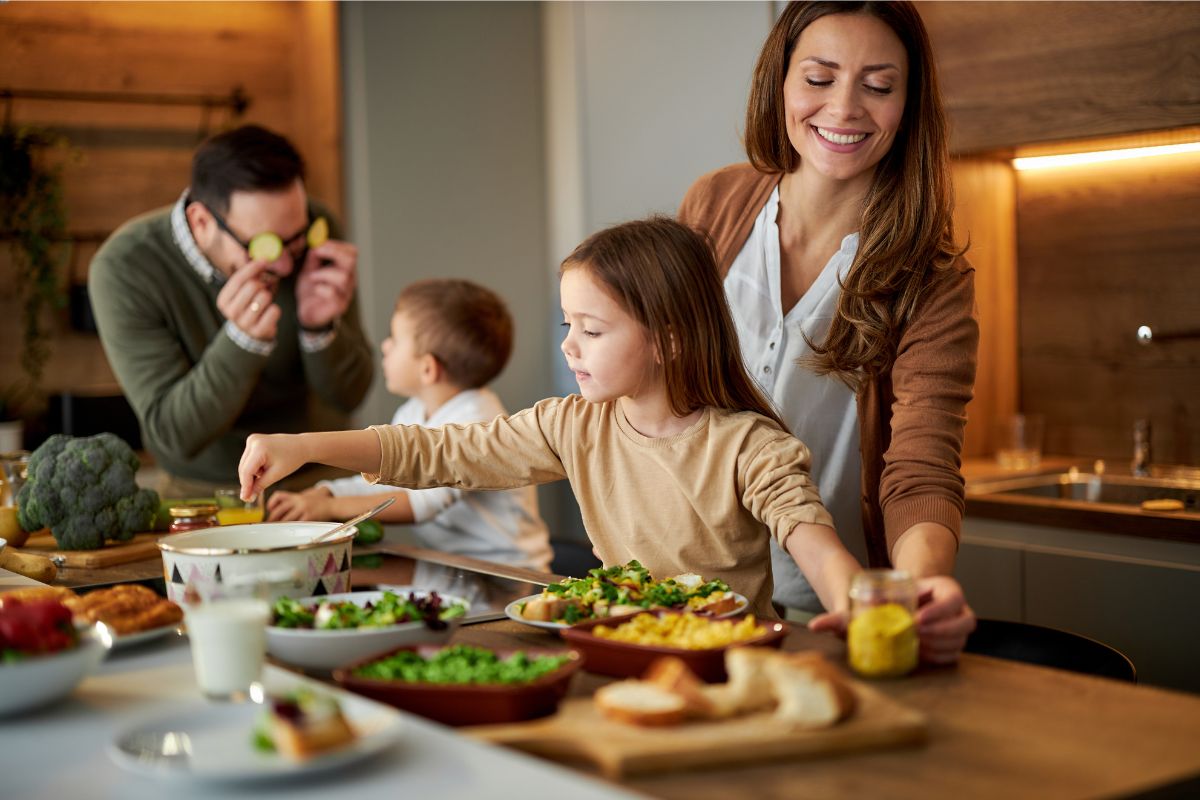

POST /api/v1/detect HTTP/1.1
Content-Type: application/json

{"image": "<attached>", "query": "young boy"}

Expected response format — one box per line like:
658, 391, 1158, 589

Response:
267, 279, 553, 571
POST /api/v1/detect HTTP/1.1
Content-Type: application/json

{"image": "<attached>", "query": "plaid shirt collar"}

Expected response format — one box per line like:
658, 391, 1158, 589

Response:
170, 189, 222, 284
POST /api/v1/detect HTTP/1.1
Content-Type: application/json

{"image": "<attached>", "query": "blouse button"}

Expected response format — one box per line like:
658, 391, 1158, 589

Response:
763, 365, 772, 374
769, 342, 775, 350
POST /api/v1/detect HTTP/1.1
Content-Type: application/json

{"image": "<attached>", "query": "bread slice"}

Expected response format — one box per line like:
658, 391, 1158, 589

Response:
0, 585, 77, 607
268, 691, 358, 761
722, 646, 778, 712
642, 656, 714, 718
765, 652, 857, 729
520, 596, 578, 622
595, 680, 688, 727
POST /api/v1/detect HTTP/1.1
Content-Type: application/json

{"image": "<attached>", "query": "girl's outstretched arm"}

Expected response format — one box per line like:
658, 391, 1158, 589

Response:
783, 522, 862, 617
239, 429, 382, 501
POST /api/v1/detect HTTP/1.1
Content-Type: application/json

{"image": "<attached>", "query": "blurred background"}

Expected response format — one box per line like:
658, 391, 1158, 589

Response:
1, 0, 1198, 551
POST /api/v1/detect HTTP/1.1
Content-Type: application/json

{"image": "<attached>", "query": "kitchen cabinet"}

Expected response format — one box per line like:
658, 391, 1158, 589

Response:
957, 517, 1200, 694
918, 1, 1200, 154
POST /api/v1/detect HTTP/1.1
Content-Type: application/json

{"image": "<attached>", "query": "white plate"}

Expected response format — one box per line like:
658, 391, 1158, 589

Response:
111, 622, 182, 650
0, 627, 109, 716
265, 589, 468, 671
503, 591, 750, 630
108, 678, 403, 782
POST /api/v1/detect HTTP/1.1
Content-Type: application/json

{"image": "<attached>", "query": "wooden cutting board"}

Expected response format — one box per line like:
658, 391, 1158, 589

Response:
14, 530, 164, 568
468, 679, 927, 778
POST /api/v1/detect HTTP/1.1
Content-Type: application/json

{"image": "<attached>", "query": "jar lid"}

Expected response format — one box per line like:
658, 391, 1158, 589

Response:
169, 503, 219, 517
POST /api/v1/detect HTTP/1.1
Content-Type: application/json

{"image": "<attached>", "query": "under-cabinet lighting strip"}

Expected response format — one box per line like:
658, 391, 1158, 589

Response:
1012, 141, 1200, 171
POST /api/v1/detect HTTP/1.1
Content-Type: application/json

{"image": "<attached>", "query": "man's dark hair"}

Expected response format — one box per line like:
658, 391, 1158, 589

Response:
190, 125, 306, 214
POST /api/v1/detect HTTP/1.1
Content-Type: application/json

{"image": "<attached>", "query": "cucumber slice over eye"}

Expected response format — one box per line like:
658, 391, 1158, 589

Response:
248, 232, 283, 261
307, 216, 329, 249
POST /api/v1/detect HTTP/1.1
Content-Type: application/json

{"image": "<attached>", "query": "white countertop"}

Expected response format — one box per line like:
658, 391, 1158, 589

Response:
0, 634, 642, 800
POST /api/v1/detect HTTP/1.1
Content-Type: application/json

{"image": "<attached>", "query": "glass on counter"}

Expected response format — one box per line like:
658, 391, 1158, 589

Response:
847, 569, 919, 679
214, 488, 265, 526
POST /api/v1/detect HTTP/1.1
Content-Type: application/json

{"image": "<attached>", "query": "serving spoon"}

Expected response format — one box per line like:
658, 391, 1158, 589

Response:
311, 496, 395, 544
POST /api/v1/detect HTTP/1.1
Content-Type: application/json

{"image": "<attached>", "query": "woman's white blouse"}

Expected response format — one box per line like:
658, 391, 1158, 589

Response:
724, 186, 867, 611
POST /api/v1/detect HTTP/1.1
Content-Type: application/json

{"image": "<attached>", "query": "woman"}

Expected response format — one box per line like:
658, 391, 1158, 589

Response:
679, 1, 977, 663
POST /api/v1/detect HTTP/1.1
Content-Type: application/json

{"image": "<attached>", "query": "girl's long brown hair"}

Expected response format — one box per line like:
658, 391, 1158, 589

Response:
744, 1, 963, 389
562, 217, 788, 432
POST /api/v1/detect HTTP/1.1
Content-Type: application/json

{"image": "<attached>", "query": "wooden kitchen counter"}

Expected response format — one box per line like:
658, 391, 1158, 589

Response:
453, 620, 1200, 800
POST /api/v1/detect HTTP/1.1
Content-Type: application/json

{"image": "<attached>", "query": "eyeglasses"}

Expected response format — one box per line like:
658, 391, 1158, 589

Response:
205, 204, 313, 262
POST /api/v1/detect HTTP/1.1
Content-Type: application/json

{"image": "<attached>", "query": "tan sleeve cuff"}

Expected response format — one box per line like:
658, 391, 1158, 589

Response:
775, 504, 837, 549
361, 425, 391, 485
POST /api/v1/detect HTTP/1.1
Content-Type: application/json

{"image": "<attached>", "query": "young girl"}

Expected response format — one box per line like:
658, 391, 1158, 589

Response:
238, 217, 863, 618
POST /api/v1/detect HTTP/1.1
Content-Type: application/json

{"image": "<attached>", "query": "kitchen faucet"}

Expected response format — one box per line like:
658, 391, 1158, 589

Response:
1132, 418, 1152, 477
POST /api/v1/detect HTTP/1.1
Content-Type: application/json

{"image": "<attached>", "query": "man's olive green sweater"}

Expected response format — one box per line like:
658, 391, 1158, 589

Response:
88, 206, 374, 484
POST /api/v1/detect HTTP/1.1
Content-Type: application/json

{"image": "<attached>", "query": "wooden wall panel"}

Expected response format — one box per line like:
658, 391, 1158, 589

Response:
0, 2, 341, 410
951, 157, 1018, 459
1016, 151, 1200, 464
919, 2, 1200, 154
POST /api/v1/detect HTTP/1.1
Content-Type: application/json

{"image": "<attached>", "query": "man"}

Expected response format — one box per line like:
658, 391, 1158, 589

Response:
89, 125, 374, 496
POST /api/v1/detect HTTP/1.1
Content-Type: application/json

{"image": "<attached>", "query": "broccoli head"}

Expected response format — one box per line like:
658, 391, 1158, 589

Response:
15, 432, 160, 550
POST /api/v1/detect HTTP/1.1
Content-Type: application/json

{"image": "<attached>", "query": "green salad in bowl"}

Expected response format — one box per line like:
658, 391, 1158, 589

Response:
265, 589, 470, 671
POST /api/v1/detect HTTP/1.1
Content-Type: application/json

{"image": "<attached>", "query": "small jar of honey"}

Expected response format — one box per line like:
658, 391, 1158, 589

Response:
168, 503, 220, 534
847, 569, 919, 679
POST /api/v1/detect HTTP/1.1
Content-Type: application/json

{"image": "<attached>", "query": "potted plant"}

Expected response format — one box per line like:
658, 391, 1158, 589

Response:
0, 125, 70, 441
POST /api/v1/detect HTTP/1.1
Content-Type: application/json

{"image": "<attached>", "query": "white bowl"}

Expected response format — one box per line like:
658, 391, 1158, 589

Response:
158, 522, 356, 605
0, 625, 109, 716
266, 589, 470, 671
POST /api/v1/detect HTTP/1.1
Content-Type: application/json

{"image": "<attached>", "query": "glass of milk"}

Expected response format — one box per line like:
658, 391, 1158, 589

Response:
181, 572, 288, 702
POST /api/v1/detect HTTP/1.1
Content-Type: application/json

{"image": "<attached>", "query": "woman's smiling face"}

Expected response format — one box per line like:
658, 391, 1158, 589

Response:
782, 12, 908, 186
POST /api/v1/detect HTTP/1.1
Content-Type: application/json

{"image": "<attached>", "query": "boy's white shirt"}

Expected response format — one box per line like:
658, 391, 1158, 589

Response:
318, 388, 552, 570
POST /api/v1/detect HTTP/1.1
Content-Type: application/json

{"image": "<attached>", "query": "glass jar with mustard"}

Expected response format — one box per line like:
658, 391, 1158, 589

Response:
168, 503, 220, 534
847, 569, 919, 679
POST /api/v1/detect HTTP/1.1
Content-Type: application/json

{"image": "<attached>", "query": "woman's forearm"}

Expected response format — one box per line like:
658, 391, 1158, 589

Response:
890, 522, 958, 578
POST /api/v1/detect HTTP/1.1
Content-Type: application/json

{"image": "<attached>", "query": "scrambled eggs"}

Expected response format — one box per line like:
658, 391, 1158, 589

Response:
592, 612, 765, 650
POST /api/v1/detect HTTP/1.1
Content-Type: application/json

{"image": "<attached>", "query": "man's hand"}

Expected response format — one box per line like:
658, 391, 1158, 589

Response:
239, 433, 308, 501
268, 486, 334, 522
296, 239, 357, 330
216, 259, 281, 340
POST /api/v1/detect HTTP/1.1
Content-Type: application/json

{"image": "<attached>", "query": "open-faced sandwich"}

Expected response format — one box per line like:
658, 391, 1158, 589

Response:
517, 560, 742, 625
254, 687, 358, 761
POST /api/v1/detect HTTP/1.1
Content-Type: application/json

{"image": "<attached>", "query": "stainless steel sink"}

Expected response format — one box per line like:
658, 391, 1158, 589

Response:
968, 471, 1200, 511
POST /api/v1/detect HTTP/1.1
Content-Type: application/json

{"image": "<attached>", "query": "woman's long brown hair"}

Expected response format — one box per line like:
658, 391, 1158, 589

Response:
562, 217, 788, 432
744, 1, 963, 389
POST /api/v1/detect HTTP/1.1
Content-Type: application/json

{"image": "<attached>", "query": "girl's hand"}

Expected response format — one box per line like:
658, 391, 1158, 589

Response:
267, 486, 333, 522
808, 609, 849, 636
915, 575, 976, 664
239, 433, 307, 501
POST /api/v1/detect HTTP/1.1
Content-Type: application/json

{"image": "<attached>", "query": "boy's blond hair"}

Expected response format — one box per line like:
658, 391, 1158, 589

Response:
395, 279, 513, 389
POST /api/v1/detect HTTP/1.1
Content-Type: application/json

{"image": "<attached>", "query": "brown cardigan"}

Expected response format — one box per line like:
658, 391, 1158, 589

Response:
679, 163, 979, 568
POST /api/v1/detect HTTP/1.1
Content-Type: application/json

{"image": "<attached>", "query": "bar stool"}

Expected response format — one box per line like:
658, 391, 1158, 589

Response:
965, 618, 1137, 683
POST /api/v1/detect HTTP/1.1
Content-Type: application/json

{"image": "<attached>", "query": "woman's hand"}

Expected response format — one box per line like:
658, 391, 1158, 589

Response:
914, 575, 976, 664
267, 486, 333, 522
807, 574, 976, 665
239, 433, 308, 501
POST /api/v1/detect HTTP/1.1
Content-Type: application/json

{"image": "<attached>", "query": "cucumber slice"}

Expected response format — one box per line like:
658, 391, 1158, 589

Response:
248, 232, 283, 261
307, 216, 329, 249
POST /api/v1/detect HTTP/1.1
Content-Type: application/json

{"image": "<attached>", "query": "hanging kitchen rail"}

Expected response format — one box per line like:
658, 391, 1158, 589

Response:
1, 86, 251, 137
